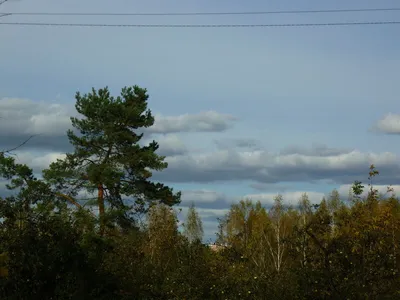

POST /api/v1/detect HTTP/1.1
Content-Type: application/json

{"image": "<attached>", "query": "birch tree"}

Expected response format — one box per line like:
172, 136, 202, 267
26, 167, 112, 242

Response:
146, 204, 179, 272
183, 203, 203, 243
265, 194, 290, 273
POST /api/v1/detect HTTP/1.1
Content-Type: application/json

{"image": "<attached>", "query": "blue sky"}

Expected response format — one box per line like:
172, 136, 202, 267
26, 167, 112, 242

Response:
1, 0, 400, 240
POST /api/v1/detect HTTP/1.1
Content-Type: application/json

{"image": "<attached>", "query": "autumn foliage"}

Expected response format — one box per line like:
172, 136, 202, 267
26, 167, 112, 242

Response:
0, 86, 399, 299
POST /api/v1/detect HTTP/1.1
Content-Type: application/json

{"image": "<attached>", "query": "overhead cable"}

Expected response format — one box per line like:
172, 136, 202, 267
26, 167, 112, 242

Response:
2, 7, 400, 16
0, 20, 399, 28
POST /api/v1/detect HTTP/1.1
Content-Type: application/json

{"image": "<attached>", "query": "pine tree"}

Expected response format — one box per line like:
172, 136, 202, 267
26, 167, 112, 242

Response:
43, 86, 181, 235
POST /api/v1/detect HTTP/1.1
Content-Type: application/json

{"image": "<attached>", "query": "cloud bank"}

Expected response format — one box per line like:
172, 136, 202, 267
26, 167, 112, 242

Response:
374, 113, 400, 134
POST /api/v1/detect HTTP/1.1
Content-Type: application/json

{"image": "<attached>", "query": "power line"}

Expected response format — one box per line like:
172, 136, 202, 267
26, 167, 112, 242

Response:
0, 0, 9, 18
0, 21, 400, 28
2, 7, 400, 16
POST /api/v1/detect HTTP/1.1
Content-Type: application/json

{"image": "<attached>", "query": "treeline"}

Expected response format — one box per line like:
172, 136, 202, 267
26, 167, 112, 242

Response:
0, 86, 399, 299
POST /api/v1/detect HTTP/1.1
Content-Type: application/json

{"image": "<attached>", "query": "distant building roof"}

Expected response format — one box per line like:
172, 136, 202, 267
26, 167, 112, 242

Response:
207, 243, 226, 252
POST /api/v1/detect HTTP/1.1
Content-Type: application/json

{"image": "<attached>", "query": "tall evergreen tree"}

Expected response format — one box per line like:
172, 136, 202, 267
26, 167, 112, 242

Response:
43, 86, 181, 235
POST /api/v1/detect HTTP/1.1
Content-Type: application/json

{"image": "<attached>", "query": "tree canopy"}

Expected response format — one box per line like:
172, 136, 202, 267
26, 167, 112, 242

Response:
0, 86, 399, 299
42, 86, 181, 235
183, 203, 203, 244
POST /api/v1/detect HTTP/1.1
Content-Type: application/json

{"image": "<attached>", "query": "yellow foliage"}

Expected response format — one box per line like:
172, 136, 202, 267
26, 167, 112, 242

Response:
0, 252, 9, 278
0, 266, 8, 278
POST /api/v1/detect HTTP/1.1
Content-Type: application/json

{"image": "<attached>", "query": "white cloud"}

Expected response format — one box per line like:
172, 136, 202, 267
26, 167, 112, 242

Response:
0, 98, 72, 136
2, 97, 399, 198
28, 107, 71, 136
12, 151, 66, 173
181, 190, 223, 203
154, 148, 400, 185
249, 183, 290, 192
180, 190, 229, 209
374, 113, 400, 134
279, 143, 352, 157
0, 99, 237, 137
178, 206, 229, 221
148, 111, 237, 134
143, 134, 187, 157
30, 152, 66, 170
6, 142, 400, 190
0, 98, 238, 154
214, 138, 262, 150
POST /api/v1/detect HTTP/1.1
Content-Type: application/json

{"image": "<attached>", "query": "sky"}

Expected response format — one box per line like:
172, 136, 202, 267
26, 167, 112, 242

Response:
1, 0, 400, 241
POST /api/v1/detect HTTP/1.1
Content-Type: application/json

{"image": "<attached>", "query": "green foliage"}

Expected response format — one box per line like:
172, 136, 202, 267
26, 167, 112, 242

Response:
1, 160, 400, 300
183, 203, 203, 243
1, 85, 400, 299
42, 86, 181, 234
352, 180, 364, 199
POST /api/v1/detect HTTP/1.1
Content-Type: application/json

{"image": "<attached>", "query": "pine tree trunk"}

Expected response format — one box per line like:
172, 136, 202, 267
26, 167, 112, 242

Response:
98, 183, 105, 236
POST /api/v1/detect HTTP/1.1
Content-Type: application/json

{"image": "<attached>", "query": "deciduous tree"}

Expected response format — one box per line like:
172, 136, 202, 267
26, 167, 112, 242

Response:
183, 203, 203, 243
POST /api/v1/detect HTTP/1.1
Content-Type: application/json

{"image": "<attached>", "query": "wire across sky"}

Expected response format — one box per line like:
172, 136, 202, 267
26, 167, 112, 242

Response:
1, 7, 400, 16
0, 6, 400, 28
0, 21, 400, 28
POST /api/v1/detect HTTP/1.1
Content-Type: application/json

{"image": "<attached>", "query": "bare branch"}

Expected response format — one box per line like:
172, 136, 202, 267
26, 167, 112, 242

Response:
1, 135, 38, 155
0, 0, 12, 18
55, 192, 96, 217
55, 192, 83, 208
